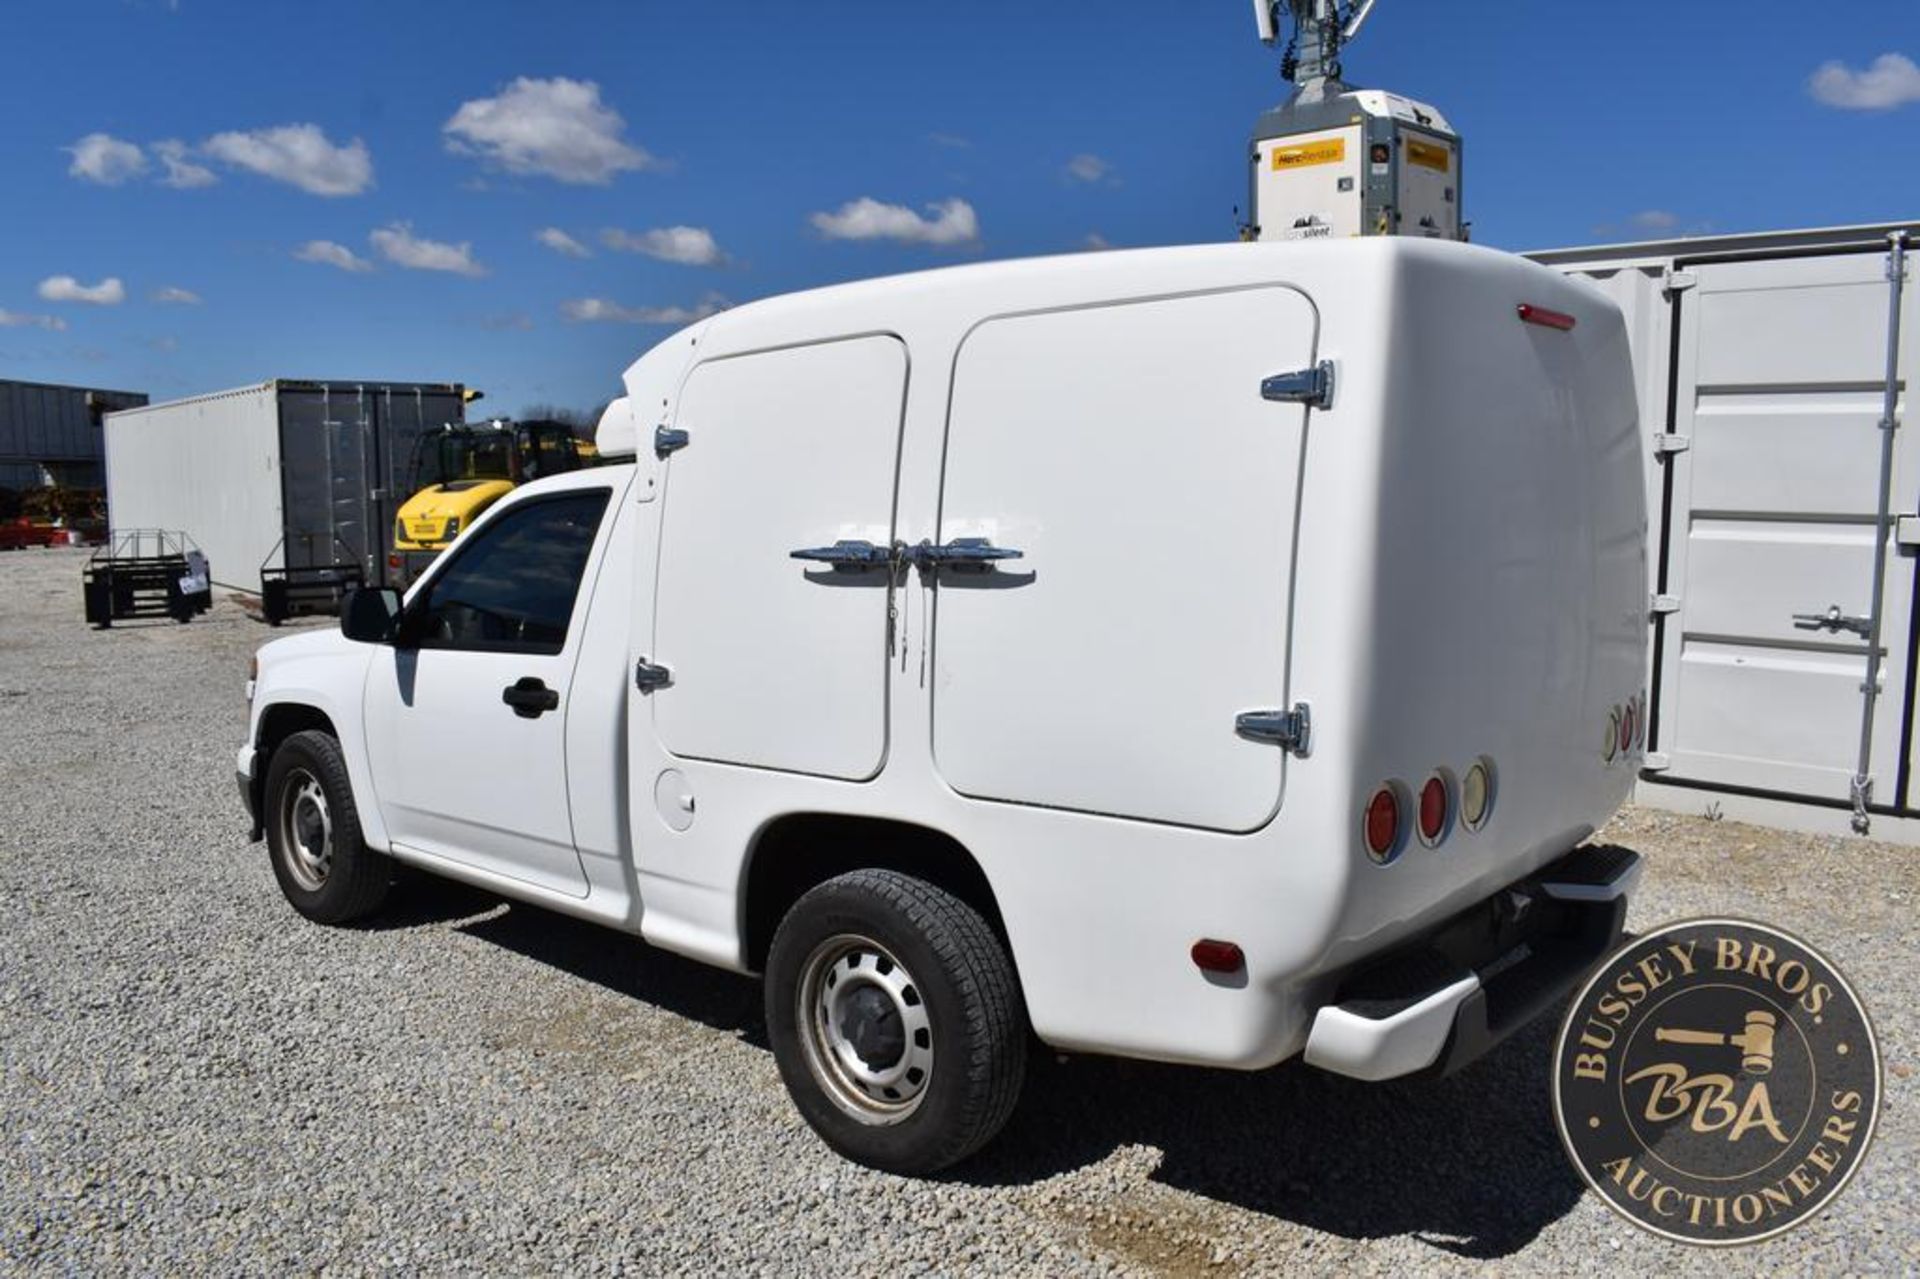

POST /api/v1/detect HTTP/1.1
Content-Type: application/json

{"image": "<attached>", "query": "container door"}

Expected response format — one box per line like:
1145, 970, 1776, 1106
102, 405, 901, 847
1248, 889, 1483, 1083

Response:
931, 287, 1316, 832
649, 335, 907, 780
1655, 250, 1915, 813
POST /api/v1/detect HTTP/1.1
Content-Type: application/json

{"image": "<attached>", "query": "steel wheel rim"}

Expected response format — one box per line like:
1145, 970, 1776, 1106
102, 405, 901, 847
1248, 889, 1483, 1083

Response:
796, 933, 934, 1125
278, 768, 332, 892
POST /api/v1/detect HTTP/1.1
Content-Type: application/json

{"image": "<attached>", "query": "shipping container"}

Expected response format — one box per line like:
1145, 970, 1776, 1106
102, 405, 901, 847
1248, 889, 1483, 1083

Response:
0, 379, 147, 490
1529, 220, 1919, 841
104, 380, 465, 603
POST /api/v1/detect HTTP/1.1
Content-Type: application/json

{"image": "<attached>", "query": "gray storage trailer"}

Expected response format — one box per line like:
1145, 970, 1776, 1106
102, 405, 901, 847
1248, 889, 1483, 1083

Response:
1, 379, 148, 490
104, 380, 465, 616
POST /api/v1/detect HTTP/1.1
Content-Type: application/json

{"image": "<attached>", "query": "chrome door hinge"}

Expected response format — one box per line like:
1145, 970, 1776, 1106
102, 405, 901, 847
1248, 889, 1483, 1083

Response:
1650, 594, 1681, 617
1653, 434, 1691, 456
1261, 361, 1335, 410
1663, 270, 1697, 296
1235, 702, 1311, 757
633, 659, 673, 692
654, 425, 690, 458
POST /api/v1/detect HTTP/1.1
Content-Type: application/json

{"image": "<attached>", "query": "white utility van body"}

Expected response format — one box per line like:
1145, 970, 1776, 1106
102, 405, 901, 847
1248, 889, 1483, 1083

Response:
239, 238, 1648, 1171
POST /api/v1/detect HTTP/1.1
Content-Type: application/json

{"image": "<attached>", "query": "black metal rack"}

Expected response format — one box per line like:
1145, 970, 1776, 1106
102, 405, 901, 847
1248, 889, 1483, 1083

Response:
82, 529, 213, 628
259, 536, 363, 626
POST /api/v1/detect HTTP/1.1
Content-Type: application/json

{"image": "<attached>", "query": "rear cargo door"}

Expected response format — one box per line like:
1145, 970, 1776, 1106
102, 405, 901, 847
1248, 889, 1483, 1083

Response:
931, 287, 1316, 832
649, 335, 906, 780
1656, 250, 1915, 808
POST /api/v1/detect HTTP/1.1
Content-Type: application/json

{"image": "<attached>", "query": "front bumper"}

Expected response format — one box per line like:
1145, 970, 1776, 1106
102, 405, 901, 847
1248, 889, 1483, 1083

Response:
237, 744, 263, 842
1303, 843, 1640, 1081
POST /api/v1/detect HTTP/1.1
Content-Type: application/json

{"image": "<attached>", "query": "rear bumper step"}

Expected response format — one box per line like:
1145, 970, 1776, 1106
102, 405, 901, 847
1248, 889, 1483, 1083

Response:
1304, 843, 1639, 1082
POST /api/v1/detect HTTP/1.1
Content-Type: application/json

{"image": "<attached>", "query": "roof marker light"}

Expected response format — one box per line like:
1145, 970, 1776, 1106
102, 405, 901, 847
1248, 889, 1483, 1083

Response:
1191, 939, 1245, 974
1518, 303, 1577, 332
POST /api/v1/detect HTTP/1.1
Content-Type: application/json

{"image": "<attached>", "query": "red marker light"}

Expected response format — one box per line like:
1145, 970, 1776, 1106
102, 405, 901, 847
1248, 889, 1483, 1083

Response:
1418, 776, 1449, 844
1518, 303, 1577, 332
1364, 787, 1401, 862
1191, 939, 1245, 974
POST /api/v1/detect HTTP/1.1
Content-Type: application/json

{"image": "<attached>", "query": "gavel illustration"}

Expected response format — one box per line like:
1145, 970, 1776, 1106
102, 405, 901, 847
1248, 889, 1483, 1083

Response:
1654, 1010, 1778, 1075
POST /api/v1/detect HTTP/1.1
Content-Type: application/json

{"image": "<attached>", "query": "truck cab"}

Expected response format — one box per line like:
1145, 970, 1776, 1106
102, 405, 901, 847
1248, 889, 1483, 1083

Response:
239, 237, 1646, 1173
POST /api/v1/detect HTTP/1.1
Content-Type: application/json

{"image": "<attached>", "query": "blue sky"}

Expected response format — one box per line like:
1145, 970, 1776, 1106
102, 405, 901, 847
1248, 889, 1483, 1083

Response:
3, 1, 1918, 414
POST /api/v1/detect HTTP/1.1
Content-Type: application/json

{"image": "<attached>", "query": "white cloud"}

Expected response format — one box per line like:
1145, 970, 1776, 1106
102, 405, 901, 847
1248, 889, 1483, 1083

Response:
1080, 232, 1115, 251
153, 139, 217, 189
66, 133, 147, 185
599, 225, 725, 266
293, 239, 374, 272
369, 222, 487, 277
535, 227, 592, 258
0, 309, 68, 331
1627, 210, 1679, 232
152, 286, 202, 304
1065, 153, 1114, 184
480, 312, 535, 332
203, 124, 373, 196
1809, 52, 1920, 110
444, 76, 654, 184
560, 292, 730, 325
927, 132, 973, 150
37, 276, 126, 305
809, 197, 980, 248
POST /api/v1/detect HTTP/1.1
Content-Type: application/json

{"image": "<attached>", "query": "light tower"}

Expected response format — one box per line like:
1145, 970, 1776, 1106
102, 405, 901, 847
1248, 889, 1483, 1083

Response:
1246, 1, 1463, 243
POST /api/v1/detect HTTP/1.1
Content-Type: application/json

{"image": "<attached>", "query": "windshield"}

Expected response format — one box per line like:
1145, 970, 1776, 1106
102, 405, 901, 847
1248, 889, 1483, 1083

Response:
412, 430, 516, 488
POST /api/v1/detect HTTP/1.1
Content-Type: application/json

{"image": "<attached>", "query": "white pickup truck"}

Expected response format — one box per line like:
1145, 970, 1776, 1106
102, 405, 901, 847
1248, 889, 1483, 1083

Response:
239, 237, 1647, 1173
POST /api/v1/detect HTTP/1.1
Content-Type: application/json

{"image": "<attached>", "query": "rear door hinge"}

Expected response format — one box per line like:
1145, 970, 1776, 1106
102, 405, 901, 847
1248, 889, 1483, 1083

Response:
654, 425, 690, 458
1235, 702, 1312, 757
1650, 594, 1681, 617
1261, 361, 1335, 410
634, 659, 673, 692
1653, 434, 1691, 456
1663, 270, 1697, 296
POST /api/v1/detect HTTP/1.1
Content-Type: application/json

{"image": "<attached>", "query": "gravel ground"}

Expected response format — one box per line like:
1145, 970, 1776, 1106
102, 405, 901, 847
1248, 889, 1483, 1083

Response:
1, 544, 1915, 1275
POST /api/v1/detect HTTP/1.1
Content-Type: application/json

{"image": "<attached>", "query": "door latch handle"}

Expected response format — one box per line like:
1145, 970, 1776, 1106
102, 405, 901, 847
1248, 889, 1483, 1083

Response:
501, 676, 560, 718
789, 539, 896, 572
1793, 605, 1873, 639
905, 538, 1024, 572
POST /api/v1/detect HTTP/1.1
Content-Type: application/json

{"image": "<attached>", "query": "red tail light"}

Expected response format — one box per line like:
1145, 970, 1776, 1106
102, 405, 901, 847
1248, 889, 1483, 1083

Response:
1364, 787, 1401, 862
1418, 776, 1449, 845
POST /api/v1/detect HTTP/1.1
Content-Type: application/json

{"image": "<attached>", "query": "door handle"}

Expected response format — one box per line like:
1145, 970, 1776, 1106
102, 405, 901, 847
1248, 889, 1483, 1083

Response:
501, 676, 560, 718
1793, 605, 1873, 639
905, 538, 1024, 572
789, 539, 896, 572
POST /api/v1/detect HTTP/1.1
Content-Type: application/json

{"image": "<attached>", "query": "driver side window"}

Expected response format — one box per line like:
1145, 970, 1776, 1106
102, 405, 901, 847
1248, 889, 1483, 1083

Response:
413, 489, 610, 654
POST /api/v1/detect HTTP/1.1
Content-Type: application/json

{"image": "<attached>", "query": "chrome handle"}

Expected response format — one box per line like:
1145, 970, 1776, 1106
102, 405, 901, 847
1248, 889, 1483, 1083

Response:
789, 539, 895, 572
906, 538, 1024, 571
1793, 605, 1872, 639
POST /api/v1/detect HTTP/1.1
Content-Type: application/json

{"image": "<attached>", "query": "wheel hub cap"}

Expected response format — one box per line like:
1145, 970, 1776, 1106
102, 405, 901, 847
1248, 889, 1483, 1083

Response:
798, 935, 934, 1124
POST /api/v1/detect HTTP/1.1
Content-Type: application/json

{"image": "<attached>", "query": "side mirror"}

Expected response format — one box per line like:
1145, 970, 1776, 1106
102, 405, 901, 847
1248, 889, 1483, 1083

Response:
340, 587, 404, 644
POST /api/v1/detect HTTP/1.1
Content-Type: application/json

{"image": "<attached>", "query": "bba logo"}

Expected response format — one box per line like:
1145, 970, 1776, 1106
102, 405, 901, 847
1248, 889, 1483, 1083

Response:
1553, 920, 1881, 1246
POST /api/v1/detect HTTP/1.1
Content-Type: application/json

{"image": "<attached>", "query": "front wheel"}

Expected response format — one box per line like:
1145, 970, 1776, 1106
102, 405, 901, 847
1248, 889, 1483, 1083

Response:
765, 869, 1026, 1174
264, 729, 390, 924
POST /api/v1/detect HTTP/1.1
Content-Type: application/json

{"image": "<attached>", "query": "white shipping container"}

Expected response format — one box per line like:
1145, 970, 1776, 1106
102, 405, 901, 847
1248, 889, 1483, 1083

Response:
1530, 221, 1920, 840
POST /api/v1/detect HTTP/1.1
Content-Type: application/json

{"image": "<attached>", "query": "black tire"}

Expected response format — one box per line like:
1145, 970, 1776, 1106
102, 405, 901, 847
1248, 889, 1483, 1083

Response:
765, 869, 1026, 1174
263, 729, 390, 924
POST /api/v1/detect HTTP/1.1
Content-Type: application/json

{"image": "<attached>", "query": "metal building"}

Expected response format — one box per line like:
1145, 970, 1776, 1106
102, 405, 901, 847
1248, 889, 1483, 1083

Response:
0, 379, 148, 489
1531, 221, 1917, 841
104, 379, 466, 597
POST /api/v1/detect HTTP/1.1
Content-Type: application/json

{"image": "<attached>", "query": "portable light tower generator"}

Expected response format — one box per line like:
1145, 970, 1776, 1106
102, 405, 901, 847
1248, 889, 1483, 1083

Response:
1247, 0, 1463, 243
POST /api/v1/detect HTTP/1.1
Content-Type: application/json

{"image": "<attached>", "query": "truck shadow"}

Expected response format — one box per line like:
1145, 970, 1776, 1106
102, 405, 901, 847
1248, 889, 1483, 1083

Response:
425, 891, 1583, 1259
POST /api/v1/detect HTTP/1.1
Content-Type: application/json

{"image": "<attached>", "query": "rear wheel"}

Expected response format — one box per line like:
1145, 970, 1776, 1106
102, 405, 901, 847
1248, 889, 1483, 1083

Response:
765, 869, 1026, 1174
264, 729, 389, 924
